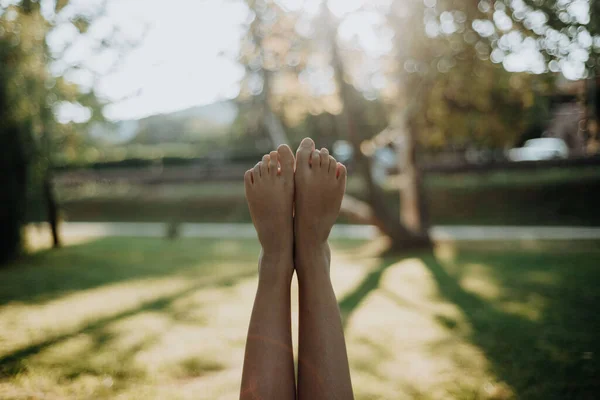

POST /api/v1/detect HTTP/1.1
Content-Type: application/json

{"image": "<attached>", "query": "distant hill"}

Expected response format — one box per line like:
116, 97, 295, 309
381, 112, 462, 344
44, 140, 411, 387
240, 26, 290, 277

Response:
90, 101, 239, 145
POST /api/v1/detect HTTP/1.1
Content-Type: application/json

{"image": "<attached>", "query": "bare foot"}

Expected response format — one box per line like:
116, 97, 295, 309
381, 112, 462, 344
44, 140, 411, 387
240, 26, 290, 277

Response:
294, 138, 347, 277
244, 145, 295, 281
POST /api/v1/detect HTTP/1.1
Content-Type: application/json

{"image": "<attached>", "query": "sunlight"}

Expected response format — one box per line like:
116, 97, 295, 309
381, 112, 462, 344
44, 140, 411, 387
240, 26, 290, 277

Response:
2, 0, 599, 396
459, 263, 501, 301
2, 237, 599, 398
342, 257, 513, 399
31, 333, 94, 365
24, 223, 98, 251
0, 275, 192, 353
61, 0, 250, 121
0, 256, 258, 399
499, 298, 545, 322
455, 262, 549, 322
328, 0, 365, 17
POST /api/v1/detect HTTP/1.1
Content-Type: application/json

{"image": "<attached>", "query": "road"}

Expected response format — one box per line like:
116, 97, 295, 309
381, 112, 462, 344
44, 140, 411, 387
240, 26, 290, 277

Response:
39, 222, 600, 241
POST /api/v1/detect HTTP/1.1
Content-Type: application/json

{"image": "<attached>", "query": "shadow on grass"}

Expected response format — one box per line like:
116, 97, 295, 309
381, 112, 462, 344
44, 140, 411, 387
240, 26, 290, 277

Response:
0, 237, 259, 305
0, 269, 254, 379
339, 246, 600, 399
419, 250, 600, 399
338, 257, 399, 327
0, 236, 260, 387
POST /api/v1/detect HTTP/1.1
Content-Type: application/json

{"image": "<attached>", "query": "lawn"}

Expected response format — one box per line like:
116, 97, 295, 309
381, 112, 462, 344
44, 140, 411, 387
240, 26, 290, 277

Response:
54, 166, 600, 226
0, 238, 599, 399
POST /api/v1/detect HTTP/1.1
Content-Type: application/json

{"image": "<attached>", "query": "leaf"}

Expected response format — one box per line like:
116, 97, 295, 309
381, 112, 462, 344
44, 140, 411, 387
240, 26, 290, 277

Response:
72, 17, 90, 34
55, 0, 69, 13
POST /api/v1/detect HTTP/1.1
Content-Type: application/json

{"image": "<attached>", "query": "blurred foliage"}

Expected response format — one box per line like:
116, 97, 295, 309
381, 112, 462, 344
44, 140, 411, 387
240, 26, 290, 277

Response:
1, 3, 53, 262
386, 1, 552, 149
229, 0, 598, 245
234, 0, 597, 150
57, 0, 599, 166
0, 0, 132, 262
2, 0, 599, 259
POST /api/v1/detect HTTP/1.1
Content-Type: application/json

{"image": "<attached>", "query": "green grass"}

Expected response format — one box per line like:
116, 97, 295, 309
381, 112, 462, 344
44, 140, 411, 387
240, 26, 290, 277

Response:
1, 238, 599, 399
57, 167, 600, 202
54, 166, 600, 226
422, 166, 600, 189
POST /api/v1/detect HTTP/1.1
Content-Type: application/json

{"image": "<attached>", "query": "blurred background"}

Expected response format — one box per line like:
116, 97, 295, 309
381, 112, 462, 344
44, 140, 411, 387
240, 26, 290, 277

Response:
1, 0, 599, 399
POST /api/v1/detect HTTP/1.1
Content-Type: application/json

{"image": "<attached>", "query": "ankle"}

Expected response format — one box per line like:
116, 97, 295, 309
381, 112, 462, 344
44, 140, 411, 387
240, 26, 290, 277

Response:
294, 241, 331, 282
258, 249, 294, 285
294, 223, 330, 248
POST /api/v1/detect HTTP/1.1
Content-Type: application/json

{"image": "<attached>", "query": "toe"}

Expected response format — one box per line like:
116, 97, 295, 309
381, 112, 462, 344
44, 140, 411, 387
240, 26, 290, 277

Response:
277, 144, 295, 178
260, 155, 269, 176
337, 163, 347, 195
244, 170, 254, 199
336, 162, 347, 181
328, 155, 337, 174
296, 137, 315, 173
319, 148, 330, 168
310, 150, 320, 168
253, 162, 261, 179
269, 151, 278, 175
244, 169, 253, 186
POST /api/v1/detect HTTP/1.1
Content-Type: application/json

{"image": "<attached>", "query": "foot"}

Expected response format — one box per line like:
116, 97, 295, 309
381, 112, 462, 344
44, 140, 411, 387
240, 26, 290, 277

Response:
293, 138, 347, 277
244, 145, 296, 281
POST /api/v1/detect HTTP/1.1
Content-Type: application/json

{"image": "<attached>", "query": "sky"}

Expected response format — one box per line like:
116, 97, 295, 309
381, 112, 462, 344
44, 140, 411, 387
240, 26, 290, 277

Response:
68, 0, 249, 121
3, 0, 591, 122
48, 0, 365, 122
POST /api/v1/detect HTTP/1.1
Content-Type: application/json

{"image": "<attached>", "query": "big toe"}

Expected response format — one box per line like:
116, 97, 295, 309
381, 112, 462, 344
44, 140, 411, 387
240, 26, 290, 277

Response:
296, 137, 315, 175
277, 144, 295, 178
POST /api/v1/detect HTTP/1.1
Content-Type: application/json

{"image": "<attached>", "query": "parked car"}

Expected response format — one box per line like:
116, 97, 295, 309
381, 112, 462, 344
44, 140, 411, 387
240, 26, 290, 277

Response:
507, 138, 569, 161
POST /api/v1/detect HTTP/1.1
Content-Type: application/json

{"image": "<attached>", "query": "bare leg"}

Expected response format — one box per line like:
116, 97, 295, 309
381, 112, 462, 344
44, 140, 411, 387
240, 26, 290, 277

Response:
294, 138, 354, 400
240, 145, 296, 400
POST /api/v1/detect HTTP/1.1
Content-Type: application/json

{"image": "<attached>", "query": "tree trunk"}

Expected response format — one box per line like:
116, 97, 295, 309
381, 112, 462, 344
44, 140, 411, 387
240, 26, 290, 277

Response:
324, 5, 431, 251
0, 127, 28, 264
43, 172, 61, 248
398, 118, 430, 239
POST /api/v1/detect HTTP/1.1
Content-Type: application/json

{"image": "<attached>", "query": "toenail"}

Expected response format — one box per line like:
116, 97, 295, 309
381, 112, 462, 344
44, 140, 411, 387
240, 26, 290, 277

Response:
300, 138, 314, 147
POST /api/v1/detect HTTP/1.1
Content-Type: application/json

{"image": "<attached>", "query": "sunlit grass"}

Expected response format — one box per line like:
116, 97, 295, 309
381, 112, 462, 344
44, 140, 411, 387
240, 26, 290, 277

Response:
423, 166, 600, 189
56, 168, 600, 226
1, 238, 599, 399
0, 238, 259, 399
57, 166, 600, 203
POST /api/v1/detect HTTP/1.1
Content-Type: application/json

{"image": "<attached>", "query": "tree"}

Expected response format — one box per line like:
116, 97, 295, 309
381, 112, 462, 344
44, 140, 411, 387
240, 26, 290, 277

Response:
235, 0, 598, 251
237, 0, 302, 146
0, 0, 135, 262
